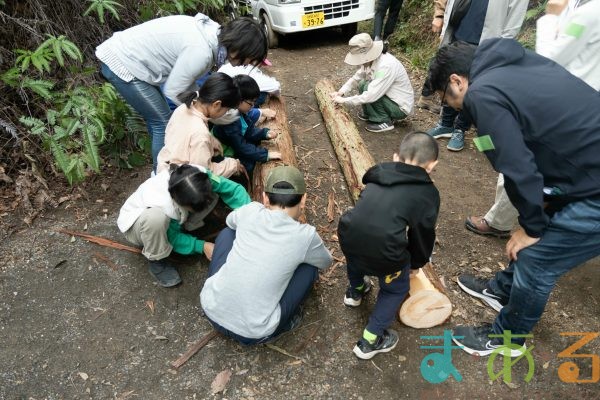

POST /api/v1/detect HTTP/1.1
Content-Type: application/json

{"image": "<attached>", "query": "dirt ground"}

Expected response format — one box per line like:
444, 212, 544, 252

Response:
1, 29, 600, 400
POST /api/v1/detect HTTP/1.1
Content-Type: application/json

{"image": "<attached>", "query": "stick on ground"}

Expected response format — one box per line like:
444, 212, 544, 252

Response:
171, 330, 220, 369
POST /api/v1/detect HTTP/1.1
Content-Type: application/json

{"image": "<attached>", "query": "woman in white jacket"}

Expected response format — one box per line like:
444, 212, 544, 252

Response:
96, 15, 267, 171
332, 33, 414, 133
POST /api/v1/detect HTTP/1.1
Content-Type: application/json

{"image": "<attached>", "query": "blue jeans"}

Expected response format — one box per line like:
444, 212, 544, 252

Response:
205, 227, 319, 345
100, 63, 172, 171
373, 0, 404, 40
440, 105, 472, 132
347, 259, 410, 336
489, 197, 600, 337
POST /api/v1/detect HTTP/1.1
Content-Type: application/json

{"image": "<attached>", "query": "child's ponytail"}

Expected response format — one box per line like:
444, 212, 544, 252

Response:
176, 72, 241, 109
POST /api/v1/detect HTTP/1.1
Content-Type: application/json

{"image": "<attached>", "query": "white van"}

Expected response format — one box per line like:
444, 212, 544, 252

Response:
241, 0, 375, 47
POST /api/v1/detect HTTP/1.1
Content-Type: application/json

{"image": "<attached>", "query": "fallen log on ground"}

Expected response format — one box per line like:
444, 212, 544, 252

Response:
314, 78, 451, 329
251, 96, 305, 227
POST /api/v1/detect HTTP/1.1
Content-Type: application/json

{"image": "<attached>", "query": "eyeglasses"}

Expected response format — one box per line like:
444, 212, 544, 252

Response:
243, 100, 256, 107
440, 79, 450, 107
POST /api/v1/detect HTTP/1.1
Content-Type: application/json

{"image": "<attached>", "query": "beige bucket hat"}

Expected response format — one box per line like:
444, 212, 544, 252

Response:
344, 33, 384, 66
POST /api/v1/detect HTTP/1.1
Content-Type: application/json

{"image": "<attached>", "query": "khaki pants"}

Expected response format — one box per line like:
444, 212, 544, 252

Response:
123, 207, 172, 261
484, 174, 519, 231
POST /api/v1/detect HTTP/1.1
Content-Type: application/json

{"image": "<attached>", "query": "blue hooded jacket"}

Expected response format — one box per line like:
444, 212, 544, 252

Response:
464, 38, 600, 237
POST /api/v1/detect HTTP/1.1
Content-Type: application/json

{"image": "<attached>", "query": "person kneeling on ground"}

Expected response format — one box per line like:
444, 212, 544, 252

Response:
200, 166, 333, 344
331, 33, 414, 133
338, 132, 440, 359
117, 164, 250, 287
212, 75, 281, 176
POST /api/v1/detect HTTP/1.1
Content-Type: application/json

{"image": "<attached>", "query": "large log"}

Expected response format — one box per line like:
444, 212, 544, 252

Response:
313, 80, 375, 200
314, 79, 451, 329
251, 96, 302, 211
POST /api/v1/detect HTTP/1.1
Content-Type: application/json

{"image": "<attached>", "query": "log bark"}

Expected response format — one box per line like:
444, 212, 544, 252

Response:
251, 95, 298, 202
314, 79, 375, 200
315, 79, 451, 328
250, 96, 306, 222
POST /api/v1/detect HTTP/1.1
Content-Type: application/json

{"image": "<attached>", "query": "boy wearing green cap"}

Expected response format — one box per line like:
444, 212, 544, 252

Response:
200, 165, 333, 344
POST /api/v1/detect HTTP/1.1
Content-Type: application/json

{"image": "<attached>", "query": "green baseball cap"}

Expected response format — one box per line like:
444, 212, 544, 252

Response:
265, 165, 306, 195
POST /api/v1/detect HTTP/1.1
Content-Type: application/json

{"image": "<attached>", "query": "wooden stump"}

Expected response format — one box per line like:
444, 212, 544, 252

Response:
315, 79, 451, 328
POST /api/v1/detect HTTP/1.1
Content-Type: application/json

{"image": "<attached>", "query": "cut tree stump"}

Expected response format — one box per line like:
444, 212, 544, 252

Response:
315, 79, 451, 328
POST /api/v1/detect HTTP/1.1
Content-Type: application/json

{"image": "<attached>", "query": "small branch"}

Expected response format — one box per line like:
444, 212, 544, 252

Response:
171, 330, 220, 369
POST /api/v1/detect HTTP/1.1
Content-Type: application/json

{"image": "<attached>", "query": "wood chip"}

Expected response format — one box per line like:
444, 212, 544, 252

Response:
211, 369, 232, 394
327, 192, 335, 222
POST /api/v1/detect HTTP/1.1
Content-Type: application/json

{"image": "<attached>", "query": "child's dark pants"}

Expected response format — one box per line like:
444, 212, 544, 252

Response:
346, 258, 410, 336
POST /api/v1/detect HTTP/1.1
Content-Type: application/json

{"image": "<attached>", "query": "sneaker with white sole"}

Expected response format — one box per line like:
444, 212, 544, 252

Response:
457, 274, 505, 312
366, 122, 394, 132
343, 278, 372, 307
447, 129, 465, 151
427, 124, 454, 139
452, 323, 527, 357
357, 112, 369, 121
353, 329, 399, 359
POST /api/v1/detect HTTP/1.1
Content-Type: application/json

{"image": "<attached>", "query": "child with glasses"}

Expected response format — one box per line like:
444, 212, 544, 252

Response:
212, 75, 280, 175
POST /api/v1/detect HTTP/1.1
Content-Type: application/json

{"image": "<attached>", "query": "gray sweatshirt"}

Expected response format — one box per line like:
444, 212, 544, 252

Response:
96, 13, 220, 105
200, 202, 332, 339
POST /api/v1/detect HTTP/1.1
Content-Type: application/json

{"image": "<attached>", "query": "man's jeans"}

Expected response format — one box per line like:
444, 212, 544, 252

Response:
440, 105, 472, 132
489, 197, 600, 336
204, 227, 319, 345
100, 63, 172, 171
373, 0, 404, 40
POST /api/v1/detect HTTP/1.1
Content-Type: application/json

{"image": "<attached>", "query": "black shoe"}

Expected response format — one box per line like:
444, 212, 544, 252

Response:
353, 329, 399, 360
148, 259, 181, 287
343, 278, 372, 307
366, 122, 394, 133
357, 112, 369, 121
452, 323, 527, 357
457, 274, 505, 312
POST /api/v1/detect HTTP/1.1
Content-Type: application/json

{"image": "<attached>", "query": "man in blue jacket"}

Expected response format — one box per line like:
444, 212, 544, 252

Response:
428, 38, 600, 356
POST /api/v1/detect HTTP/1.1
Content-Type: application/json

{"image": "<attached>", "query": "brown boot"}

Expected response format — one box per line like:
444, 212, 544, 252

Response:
416, 95, 441, 114
465, 216, 511, 238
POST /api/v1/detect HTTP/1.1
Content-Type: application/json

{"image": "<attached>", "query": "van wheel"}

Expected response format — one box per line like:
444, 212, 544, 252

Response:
341, 22, 358, 39
261, 13, 279, 48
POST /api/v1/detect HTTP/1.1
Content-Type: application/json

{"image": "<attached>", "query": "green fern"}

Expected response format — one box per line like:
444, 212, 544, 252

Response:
22, 78, 54, 100
82, 124, 101, 171
40, 35, 83, 67
1, 67, 20, 87
16, 47, 54, 73
84, 0, 123, 24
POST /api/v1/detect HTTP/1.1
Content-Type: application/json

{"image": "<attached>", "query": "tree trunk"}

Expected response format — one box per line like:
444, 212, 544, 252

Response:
250, 96, 304, 227
315, 79, 451, 328
314, 79, 375, 200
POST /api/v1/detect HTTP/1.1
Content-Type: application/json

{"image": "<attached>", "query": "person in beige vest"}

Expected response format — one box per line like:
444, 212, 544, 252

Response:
157, 72, 243, 178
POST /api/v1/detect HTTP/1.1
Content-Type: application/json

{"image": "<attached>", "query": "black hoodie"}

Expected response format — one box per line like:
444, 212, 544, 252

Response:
464, 38, 600, 238
338, 162, 440, 276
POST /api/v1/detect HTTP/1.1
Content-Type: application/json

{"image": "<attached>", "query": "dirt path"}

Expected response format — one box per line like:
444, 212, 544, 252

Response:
1, 30, 599, 399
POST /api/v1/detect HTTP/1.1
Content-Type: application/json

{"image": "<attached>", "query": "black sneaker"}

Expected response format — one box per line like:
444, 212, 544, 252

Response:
353, 329, 399, 360
457, 274, 505, 312
343, 278, 372, 307
366, 122, 394, 133
452, 323, 527, 357
148, 259, 182, 287
357, 112, 368, 121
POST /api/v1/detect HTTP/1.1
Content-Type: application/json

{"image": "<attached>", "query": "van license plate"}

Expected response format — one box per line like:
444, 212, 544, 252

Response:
302, 12, 325, 28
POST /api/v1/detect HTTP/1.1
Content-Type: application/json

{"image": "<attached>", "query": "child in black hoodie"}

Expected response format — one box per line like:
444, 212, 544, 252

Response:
338, 132, 440, 359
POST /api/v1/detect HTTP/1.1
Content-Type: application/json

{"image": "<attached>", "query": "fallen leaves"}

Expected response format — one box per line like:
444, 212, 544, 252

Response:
211, 369, 232, 394
145, 300, 155, 314
326, 191, 335, 223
